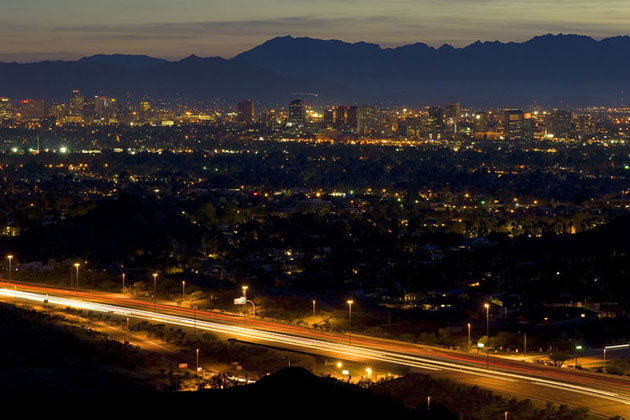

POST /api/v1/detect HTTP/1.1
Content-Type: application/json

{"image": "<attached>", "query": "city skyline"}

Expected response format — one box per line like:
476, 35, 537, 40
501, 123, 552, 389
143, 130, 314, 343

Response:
1, 0, 630, 61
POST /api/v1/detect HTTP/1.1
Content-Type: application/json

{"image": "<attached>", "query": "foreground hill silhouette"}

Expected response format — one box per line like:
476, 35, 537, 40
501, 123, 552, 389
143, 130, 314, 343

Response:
1, 34, 629, 105
0, 303, 594, 419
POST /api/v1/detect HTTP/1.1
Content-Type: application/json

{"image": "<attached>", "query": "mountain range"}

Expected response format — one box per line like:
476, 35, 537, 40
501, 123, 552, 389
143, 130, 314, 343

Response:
1, 33, 629, 106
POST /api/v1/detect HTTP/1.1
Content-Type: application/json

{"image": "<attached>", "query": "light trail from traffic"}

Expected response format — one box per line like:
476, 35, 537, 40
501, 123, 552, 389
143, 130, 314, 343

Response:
2, 286, 629, 411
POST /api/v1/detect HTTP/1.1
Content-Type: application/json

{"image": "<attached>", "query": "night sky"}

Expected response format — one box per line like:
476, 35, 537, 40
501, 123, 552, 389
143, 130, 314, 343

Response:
1, 0, 629, 62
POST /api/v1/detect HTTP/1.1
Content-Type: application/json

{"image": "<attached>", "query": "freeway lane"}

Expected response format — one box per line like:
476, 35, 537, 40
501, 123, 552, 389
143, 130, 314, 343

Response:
1, 281, 629, 417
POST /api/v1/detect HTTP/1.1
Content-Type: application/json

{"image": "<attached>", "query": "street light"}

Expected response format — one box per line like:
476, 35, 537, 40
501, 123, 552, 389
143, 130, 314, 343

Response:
574, 345, 582, 369
484, 303, 490, 369
152, 272, 158, 312
312, 299, 316, 317
241, 285, 249, 321
182, 280, 186, 300
74, 263, 80, 290
122, 273, 126, 291
347, 300, 354, 346
7, 255, 13, 284
467, 322, 471, 348
196, 348, 200, 373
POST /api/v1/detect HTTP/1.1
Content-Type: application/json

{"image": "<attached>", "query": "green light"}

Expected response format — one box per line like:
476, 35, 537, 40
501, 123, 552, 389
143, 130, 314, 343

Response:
11, 147, 17, 153
481, 200, 486, 205
59, 146, 68, 153
625, 165, 629, 170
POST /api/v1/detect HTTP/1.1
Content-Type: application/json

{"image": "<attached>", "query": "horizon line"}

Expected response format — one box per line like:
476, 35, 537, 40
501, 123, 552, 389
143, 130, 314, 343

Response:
2, 32, 630, 64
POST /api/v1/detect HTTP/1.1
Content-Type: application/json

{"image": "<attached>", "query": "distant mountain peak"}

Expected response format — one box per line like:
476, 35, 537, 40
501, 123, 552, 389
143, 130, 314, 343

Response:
78, 54, 169, 68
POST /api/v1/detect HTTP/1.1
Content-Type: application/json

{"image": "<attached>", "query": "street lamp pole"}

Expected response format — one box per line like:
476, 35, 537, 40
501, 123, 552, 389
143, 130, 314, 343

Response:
467, 323, 471, 348
347, 300, 354, 346
313, 299, 316, 317
74, 263, 80, 290
196, 348, 199, 373
122, 273, 126, 291
7, 255, 13, 284
182, 281, 186, 300
152, 272, 158, 312
574, 345, 582, 369
242, 285, 249, 326
485, 303, 490, 369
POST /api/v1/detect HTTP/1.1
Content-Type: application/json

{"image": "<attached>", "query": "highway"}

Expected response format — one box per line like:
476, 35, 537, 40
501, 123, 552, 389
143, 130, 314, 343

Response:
1, 281, 628, 418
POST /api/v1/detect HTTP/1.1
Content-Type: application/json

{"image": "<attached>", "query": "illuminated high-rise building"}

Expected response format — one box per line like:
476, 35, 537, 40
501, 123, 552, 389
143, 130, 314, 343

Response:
20, 99, 46, 119
575, 114, 594, 137
504, 109, 524, 139
352, 105, 377, 135
94, 96, 116, 119
550, 110, 572, 138
427, 106, 444, 138
49, 103, 67, 119
325, 106, 350, 129
473, 112, 488, 133
445, 102, 461, 133
69, 90, 84, 116
237, 100, 255, 125
0, 98, 12, 119
288, 99, 306, 123
138, 101, 152, 122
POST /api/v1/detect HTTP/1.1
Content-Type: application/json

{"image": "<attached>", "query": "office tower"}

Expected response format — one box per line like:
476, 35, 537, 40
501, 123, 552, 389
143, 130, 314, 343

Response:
445, 102, 461, 133
94, 96, 116, 119
398, 117, 424, 140
288, 99, 306, 123
138, 101, 152, 122
83, 98, 96, 122
69, 90, 84, 116
550, 110, 572, 138
20, 99, 46, 119
575, 114, 594, 137
0, 98, 12, 119
49, 103, 67, 119
504, 109, 525, 139
353, 105, 377, 135
428, 106, 444, 138
325, 105, 350, 129
523, 117, 534, 140
473, 112, 488, 133
237, 100, 255, 125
